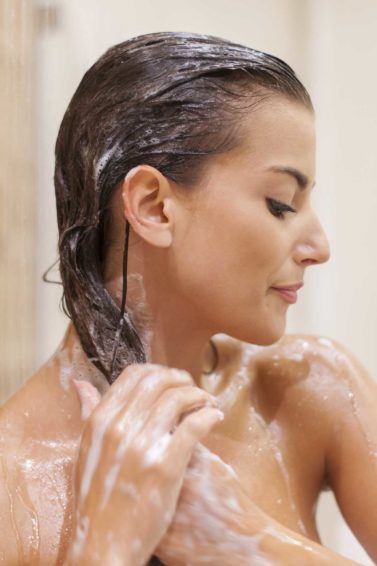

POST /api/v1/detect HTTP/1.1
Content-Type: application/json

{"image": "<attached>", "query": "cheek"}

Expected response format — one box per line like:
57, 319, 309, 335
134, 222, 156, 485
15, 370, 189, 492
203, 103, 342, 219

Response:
206, 205, 282, 283
169, 207, 288, 342
175, 204, 282, 305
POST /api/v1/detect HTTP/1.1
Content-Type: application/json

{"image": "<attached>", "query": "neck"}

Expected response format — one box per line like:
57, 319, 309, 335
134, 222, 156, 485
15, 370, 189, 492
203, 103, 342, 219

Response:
59, 318, 216, 387
103, 270, 217, 385
147, 312, 215, 384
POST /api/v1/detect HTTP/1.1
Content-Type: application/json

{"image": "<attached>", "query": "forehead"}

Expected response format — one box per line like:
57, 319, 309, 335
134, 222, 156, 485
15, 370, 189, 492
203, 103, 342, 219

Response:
245, 96, 314, 144
237, 97, 315, 171
203, 97, 316, 181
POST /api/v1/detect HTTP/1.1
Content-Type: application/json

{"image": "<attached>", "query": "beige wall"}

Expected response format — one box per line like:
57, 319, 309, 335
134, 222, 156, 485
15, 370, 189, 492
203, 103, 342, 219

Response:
0, 0, 36, 402
2, 0, 376, 563
289, 0, 377, 374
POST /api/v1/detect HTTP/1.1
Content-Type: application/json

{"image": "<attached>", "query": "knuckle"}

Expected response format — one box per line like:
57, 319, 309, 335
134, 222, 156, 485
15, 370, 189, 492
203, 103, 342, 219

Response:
184, 413, 207, 435
102, 419, 127, 446
139, 371, 165, 393
118, 364, 193, 383
164, 386, 186, 403
160, 386, 192, 409
138, 366, 193, 393
170, 385, 210, 406
168, 368, 194, 383
126, 439, 145, 461
111, 419, 127, 441
151, 457, 175, 481
118, 363, 146, 382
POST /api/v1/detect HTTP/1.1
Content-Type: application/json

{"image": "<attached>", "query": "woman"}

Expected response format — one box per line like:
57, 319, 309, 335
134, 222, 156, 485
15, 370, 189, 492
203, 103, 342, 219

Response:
1, 31, 376, 565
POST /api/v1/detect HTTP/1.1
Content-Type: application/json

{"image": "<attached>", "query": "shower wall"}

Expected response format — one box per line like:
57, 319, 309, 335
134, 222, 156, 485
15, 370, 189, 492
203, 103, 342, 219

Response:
0, 0, 36, 403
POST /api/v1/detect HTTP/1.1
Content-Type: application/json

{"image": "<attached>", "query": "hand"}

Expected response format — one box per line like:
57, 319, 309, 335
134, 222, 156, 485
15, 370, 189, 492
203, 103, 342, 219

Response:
156, 443, 259, 566
156, 445, 363, 566
65, 364, 224, 566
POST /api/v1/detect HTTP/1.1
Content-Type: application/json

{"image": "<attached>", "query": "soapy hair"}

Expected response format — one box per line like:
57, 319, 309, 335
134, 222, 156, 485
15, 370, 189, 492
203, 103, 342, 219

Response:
51, 31, 313, 384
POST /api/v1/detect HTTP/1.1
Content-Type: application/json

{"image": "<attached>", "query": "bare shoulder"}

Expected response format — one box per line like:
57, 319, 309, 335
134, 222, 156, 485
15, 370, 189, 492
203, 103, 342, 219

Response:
236, 331, 376, 425
268, 332, 375, 399
0, 322, 111, 564
213, 330, 353, 372
252, 332, 353, 372
244, 331, 367, 386
0, 363, 82, 563
1, 358, 83, 443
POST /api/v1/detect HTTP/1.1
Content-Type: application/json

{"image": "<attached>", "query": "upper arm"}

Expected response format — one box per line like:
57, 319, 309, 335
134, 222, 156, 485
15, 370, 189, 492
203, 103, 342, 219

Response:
317, 338, 377, 560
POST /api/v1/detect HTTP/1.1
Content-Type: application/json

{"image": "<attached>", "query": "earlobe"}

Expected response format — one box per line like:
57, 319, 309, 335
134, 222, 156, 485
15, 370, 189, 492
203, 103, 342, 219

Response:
121, 165, 174, 248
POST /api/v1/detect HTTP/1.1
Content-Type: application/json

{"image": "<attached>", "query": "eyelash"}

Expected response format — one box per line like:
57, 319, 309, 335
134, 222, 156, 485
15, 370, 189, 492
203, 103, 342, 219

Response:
266, 198, 297, 219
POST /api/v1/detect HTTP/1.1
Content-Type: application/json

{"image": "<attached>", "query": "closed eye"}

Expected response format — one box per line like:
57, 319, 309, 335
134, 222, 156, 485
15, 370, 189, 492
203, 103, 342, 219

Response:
266, 198, 297, 220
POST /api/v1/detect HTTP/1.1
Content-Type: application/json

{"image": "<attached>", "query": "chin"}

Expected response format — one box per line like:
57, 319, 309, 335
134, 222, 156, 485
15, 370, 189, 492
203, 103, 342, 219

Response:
254, 332, 283, 346
224, 318, 286, 347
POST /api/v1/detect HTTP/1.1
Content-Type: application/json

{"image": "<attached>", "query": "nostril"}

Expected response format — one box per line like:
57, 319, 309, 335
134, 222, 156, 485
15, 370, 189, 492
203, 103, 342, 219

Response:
318, 244, 331, 264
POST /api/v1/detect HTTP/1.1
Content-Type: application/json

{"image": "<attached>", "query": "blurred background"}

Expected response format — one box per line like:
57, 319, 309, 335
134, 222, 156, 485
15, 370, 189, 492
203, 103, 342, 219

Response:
1, 0, 376, 563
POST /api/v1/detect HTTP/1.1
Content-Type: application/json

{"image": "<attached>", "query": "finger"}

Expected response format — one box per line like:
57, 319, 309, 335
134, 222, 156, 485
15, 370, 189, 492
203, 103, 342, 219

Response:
98, 364, 193, 418
168, 406, 224, 472
188, 443, 239, 480
72, 379, 102, 420
85, 364, 167, 436
80, 368, 197, 504
110, 369, 199, 441
142, 386, 219, 439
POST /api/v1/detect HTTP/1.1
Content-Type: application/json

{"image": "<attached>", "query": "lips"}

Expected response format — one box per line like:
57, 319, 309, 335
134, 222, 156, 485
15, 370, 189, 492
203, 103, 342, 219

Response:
271, 288, 298, 303
270, 282, 303, 304
272, 282, 304, 292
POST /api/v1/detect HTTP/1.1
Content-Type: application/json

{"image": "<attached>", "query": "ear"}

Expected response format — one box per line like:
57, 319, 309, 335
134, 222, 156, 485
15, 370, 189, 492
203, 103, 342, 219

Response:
121, 165, 175, 248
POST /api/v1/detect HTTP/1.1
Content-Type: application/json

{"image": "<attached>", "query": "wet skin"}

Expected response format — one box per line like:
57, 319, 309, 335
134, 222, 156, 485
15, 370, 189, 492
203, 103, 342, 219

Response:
1, 322, 377, 564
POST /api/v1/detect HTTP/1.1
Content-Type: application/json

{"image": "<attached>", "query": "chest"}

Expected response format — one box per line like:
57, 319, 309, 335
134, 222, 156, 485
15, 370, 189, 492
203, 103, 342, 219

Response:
200, 368, 325, 541
4, 438, 78, 565
16, 362, 327, 560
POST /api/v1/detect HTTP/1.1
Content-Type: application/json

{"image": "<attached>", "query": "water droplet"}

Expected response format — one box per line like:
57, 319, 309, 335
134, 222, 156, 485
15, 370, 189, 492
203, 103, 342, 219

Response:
288, 353, 303, 362
317, 337, 334, 348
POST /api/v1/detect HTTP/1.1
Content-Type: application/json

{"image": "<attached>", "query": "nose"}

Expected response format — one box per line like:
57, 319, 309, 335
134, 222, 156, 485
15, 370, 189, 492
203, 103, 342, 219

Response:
293, 211, 331, 267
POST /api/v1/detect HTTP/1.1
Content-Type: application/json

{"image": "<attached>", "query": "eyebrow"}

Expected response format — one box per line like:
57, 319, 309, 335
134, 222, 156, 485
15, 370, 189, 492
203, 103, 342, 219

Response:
267, 166, 315, 191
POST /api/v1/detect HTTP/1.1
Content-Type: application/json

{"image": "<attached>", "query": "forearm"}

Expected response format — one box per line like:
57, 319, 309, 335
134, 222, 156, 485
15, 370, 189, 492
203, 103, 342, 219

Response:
157, 445, 363, 566
221, 504, 361, 566
158, 505, 361, 566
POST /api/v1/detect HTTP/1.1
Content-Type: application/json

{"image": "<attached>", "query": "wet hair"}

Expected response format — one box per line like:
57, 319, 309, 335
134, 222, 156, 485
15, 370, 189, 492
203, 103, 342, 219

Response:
51, 31, 313, 384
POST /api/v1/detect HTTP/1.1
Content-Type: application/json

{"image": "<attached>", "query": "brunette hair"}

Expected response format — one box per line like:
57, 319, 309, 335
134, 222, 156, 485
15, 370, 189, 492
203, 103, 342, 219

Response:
51, 31, 312, 383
